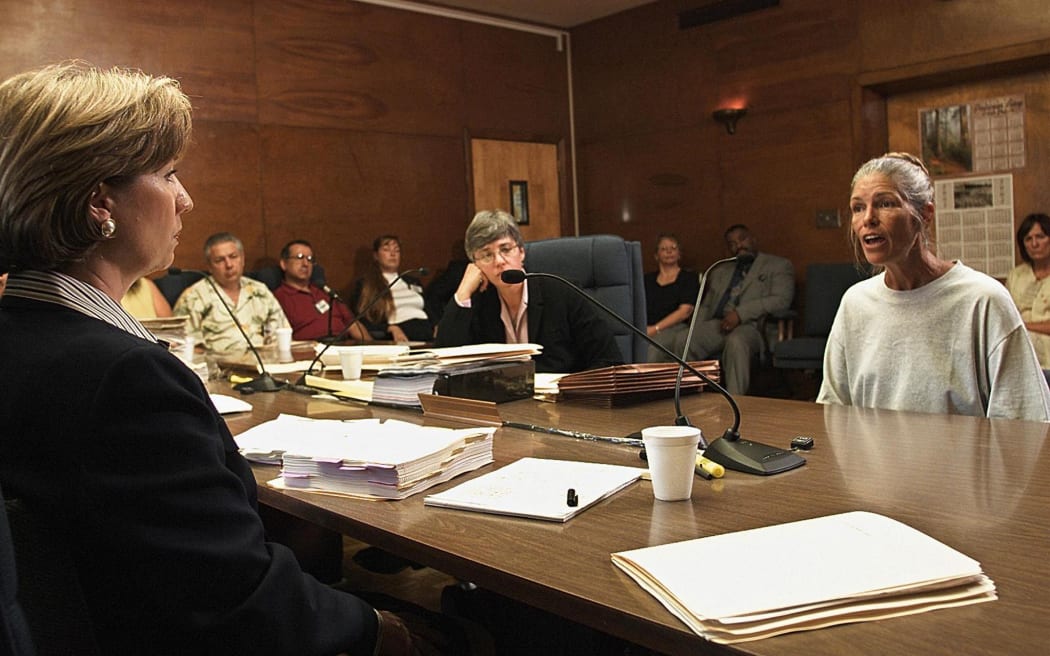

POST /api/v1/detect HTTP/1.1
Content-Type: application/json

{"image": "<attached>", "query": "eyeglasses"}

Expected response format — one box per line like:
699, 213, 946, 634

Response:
285, 253, 316, 263
474, 243, 520, 265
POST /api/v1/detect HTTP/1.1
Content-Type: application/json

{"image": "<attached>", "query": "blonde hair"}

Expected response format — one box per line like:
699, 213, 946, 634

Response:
0, 62, 192, 272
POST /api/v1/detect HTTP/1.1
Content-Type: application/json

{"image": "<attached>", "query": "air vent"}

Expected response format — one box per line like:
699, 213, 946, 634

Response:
678, 0, 780, 29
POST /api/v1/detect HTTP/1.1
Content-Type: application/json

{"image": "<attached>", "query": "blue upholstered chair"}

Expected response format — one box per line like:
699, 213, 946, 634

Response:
523, 234, 647, 363
154, 269, 205, 307
772, 262, 871, 371
153, 265, 327, 308
246, 263, 327, 291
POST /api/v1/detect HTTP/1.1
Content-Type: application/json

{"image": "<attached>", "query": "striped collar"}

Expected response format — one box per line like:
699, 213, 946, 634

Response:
3, 271, 158, 343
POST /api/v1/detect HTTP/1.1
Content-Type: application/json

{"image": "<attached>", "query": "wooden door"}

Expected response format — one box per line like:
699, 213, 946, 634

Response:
470, 138, 562, 241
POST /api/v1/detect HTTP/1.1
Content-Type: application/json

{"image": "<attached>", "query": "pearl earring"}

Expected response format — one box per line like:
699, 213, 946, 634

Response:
100, 218, 117, 239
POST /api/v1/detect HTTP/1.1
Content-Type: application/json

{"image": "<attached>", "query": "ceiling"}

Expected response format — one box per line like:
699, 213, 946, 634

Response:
415, 0, 657, 29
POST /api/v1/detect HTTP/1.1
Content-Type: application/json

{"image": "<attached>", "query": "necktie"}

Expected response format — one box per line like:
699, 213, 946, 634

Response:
713, 260, 751, 318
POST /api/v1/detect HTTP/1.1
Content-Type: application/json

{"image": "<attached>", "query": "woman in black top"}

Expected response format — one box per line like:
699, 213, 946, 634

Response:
644, 233, 699, 361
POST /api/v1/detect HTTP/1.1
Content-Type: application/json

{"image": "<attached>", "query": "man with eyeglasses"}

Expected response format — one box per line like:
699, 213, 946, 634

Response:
174, 232, 290, 354
273, 239, 370, 341
434, 210, 622, 373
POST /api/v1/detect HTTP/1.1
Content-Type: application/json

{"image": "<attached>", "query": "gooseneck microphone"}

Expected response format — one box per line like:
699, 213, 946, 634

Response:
321, 283, 340, 299
321, 283, 341, 343
500, 268, 804, 476
672, 255, 739, 426
167, 268, 285, 394
295, 267, 429, 386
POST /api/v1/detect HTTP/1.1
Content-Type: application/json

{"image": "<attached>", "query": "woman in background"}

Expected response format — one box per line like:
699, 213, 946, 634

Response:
120, 276, 172, 319
351, 235, 432, 342
644, 233, 698, 356
818, 152, 1050, 421
1006, 212, 1050, 370
0, 63, 450, 654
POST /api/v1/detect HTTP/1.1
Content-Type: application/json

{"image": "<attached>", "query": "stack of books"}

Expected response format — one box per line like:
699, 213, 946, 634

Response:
611, 511, 996, 644
233, 414, 495, 500
555, 361, 720, 407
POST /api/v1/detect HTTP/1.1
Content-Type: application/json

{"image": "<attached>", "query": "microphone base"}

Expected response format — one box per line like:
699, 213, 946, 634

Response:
317, 335, 344, 344
703, 436, 805, 476
234, 373, 287, 394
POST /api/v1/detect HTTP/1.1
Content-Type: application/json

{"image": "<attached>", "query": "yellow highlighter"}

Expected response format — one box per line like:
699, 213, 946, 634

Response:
695, 453, 725, 479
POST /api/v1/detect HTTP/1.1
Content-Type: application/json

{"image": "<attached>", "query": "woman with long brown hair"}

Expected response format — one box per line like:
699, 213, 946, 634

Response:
351, 235, 432, 342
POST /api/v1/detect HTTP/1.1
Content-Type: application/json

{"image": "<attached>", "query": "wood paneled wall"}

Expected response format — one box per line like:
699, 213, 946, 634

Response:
572, 0, 1050, 292
4, 0, 1050, 304
0, 0, 570, 294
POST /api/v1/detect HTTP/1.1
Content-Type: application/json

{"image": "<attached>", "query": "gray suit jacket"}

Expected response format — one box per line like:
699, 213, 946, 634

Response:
699, 252, 795, 330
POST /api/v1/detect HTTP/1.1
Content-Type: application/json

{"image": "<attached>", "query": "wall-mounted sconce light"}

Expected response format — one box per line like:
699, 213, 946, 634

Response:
712, 107, 747, 135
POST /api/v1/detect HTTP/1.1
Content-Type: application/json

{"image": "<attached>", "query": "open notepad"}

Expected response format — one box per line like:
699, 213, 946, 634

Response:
612, 511, 995, 644
424, 457, 645, 522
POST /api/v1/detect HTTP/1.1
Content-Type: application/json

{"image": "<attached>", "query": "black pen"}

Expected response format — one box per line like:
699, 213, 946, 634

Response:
502, 421, 644, 447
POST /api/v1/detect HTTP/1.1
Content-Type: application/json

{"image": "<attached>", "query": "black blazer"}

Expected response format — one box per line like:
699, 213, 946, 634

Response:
434, 276, 624, 373
0, 488, 33, 656
0, 296, 376, 655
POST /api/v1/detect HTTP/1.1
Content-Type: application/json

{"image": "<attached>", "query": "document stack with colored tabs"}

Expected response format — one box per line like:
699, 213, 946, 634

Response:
233, 414, 495, 500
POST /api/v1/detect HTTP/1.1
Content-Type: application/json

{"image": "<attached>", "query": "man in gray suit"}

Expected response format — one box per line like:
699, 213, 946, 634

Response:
652, 224, 794, 395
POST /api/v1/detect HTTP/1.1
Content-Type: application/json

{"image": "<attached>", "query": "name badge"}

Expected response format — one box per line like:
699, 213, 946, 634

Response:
315, 299, 330, 314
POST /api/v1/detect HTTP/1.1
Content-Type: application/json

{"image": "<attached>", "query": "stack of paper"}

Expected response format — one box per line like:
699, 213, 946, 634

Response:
316, 344, 412, 370
424, 457, 645, 522
303, 374, 374, 402
371, 366, 447, 407
371, 358, 535, 408
390, 343, 542, 367
140, 316, 190, 352
611, 511, 996, 644
209, 393, 253, 415
555, 361, 720, 407
233, 414, 494, 500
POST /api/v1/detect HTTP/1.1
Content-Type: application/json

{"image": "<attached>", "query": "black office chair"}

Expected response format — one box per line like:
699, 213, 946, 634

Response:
772, 262, 870, 371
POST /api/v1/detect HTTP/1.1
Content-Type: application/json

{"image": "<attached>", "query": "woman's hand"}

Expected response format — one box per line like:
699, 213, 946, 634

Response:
453, 262, 488, 304
389, 324, 410, 344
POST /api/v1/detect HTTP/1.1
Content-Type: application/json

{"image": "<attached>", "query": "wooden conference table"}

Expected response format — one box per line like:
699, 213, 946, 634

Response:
214, 380, 1050, 656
